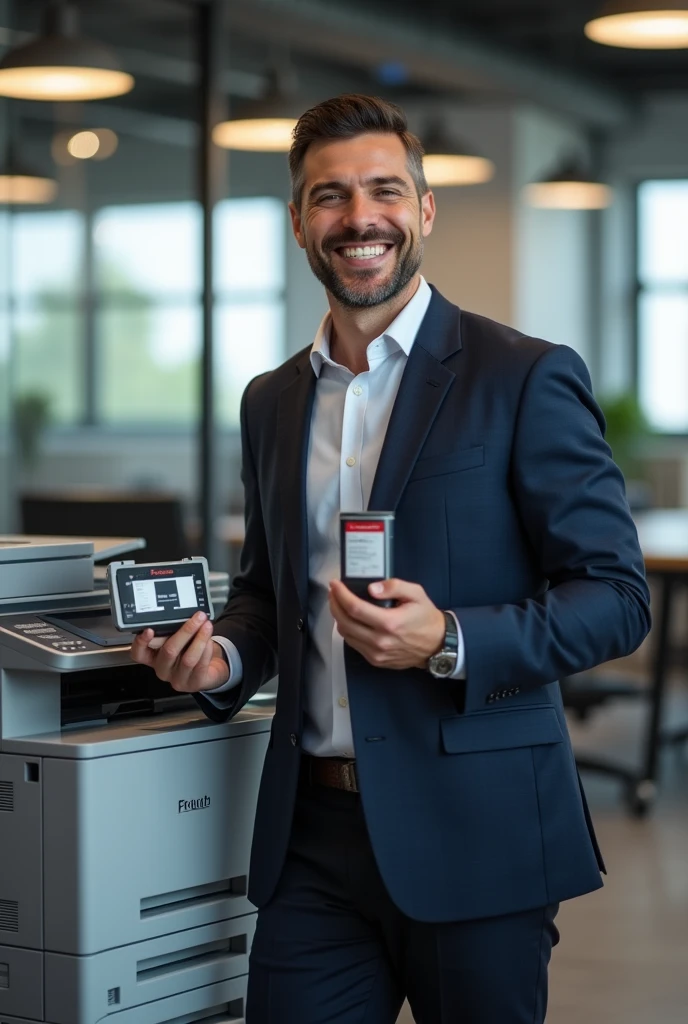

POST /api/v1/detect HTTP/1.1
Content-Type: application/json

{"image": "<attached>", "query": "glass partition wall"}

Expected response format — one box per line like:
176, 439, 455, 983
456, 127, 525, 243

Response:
0, 0, 11, 530
1, 0, 290, 562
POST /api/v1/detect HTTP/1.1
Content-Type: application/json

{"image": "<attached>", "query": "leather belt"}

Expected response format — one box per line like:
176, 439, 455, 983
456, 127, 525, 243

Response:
302, 755, 359, 793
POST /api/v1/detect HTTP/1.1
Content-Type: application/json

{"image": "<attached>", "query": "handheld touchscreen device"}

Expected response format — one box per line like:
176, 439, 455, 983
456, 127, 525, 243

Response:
340, 512, 395, 607
107, 557, 214, 637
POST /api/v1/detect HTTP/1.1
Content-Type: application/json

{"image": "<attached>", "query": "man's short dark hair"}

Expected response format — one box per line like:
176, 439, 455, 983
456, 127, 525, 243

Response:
289, 94, 428, 208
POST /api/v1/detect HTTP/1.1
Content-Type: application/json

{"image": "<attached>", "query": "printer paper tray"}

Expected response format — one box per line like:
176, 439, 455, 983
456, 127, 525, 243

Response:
1, 974, 246, 1024
44, 916, 254, 1024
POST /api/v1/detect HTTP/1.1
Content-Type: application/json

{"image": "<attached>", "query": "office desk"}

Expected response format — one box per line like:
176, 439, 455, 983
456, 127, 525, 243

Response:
574, 509, 688, 815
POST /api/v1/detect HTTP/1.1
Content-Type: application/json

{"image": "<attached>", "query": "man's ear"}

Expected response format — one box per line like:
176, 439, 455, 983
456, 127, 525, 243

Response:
289, 201, 306, 250
421, 190, 436, 238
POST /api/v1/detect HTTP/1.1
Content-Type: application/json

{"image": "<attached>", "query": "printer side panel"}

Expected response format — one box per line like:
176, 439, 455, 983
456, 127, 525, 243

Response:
0, 754, 43, 949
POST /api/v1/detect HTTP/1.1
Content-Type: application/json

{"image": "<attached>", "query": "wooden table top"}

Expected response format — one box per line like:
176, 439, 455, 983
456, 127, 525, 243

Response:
634, 509, 688, 573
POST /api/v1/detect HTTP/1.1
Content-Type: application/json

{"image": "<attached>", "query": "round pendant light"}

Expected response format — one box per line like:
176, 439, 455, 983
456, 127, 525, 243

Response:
523, 161, 613, 210
213, 116, 298, 152
0, 152, 57, 204
0, 2, 134, 101
421, 125, 495, 187
212, 69, 300, 152
585, 1, 688, 49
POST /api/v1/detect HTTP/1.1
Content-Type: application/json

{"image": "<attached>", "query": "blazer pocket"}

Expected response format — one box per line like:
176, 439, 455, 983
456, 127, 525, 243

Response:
409, 445, 484, 482
441, 706, 563, 754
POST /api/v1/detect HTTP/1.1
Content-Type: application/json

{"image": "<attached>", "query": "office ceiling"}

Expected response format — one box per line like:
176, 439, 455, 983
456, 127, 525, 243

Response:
4, 0, 688, 130
356, 0, 688, 93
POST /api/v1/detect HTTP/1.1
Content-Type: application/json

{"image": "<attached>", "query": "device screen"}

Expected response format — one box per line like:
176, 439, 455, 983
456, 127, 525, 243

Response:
115, 562, 210, 627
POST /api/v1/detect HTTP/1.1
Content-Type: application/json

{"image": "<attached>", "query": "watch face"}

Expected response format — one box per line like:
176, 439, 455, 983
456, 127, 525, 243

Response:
431, 654, 455, 677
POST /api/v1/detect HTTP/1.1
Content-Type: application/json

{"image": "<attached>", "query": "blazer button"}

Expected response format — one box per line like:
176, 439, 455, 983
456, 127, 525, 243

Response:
290, 733, 298, 747
297, 618, 305, 631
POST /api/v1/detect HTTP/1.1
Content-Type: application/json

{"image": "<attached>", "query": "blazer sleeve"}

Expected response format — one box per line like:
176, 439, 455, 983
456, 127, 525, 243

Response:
455, 343, 651, 712
195, 379, 278, 723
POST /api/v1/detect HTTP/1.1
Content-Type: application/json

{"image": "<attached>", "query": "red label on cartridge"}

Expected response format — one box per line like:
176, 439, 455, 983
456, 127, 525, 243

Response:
345, 520, 386, 577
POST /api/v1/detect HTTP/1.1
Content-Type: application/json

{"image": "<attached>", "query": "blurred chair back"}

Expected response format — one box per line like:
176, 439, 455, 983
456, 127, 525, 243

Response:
20, 491, 190, 563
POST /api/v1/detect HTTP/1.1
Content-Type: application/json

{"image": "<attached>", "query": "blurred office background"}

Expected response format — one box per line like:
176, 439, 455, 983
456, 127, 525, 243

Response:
5, 0, 688, 552
1, 2, 688, 1021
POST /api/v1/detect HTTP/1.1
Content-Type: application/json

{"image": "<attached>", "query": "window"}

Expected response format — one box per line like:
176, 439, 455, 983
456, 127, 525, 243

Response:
214, 198, 285, 426
93, 202, 202, 425
637, 181, 688, 432
11, 198, 286, 428
11, 210, 86, 423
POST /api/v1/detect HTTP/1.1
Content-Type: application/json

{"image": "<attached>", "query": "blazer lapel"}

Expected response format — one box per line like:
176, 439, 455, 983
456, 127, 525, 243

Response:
277, 353, 317, 606
369, 288, 463, 512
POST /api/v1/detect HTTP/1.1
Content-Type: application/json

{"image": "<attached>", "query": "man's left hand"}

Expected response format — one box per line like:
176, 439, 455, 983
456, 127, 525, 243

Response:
328, 578, 445, 671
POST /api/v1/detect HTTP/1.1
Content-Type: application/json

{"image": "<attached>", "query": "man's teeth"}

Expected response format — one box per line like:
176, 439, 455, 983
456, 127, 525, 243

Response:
341, 244, 388, 259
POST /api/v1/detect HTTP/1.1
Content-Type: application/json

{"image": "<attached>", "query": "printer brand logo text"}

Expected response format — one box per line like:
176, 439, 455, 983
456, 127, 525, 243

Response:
178, 795, 211, 814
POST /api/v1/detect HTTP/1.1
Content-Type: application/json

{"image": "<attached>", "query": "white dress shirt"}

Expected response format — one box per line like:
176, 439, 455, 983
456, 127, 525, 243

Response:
208, 277, 465, 756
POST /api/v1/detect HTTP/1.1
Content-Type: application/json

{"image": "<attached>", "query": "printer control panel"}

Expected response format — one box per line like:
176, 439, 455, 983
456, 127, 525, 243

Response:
2, 618, 99, 652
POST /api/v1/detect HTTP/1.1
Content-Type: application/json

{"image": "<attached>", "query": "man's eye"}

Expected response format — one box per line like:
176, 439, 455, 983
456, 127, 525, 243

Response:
319, 193, 344, 203
377, 189, 401, 198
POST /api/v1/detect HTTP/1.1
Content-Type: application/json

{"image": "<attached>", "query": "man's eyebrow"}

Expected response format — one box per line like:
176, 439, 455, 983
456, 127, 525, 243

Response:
307, 175, 410, 199
365, 175, 409, 189
308, 180, 346, 199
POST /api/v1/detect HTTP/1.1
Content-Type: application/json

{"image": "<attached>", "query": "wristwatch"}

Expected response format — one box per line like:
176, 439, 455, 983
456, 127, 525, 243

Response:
427, 611, 459, 678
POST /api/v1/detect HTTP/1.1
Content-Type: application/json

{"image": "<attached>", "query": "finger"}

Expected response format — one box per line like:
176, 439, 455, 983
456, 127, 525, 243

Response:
329, 580, 389, 629
329, 589, 376, 637
188, 636, 217, 690
167, 623, 214, 692
155, 613, 208, 675
334, 613, 382, 647
368, 578, 424, 604
130, 629, 156, 666
343, 634, 396, 667
177, 621, 215, 675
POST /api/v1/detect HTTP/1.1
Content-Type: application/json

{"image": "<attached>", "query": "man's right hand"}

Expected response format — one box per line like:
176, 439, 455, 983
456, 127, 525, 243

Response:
129, 611, 230, 693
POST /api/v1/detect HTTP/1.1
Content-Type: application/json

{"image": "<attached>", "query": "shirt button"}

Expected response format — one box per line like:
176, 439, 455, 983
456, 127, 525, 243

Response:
346, 456, 356, 467
338, 696, 348, 708
297, 618, 305, 631
352, 385, 363, 396
290, 733, 298, 747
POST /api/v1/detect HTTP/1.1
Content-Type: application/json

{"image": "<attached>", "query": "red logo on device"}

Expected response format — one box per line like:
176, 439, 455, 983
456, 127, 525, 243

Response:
150, 569, 174, 576
345, 522, 384, 532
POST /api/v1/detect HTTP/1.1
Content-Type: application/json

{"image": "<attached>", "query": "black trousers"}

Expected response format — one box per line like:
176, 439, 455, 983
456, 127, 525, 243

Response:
246, 774, 560, 1024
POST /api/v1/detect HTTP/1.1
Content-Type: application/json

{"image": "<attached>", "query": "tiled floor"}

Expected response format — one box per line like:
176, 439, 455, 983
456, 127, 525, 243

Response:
397, 676, 688, 1023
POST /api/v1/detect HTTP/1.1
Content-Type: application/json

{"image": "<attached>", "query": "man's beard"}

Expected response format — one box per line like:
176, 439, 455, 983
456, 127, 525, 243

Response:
305, 228, 424, 309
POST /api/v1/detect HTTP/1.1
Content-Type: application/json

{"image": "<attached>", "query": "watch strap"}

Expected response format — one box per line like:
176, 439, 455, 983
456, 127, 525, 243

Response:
442, 611, 459, 654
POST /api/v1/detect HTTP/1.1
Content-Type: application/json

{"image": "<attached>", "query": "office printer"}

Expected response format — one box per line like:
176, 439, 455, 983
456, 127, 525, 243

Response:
0, 536, 272, 1024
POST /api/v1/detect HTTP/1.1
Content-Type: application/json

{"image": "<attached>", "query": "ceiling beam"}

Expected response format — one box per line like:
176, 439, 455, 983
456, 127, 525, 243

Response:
226, 0, 636, 128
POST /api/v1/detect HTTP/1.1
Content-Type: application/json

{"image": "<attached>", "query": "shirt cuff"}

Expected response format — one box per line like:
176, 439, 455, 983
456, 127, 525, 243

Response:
447, 611, 466, 680
201, 636, 244, 706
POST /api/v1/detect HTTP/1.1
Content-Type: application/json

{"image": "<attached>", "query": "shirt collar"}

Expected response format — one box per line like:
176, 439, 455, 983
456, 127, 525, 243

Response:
310, 276, 432, 377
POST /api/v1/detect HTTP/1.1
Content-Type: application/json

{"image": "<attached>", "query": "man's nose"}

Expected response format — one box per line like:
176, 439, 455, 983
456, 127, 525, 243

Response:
341, 193, 379, 233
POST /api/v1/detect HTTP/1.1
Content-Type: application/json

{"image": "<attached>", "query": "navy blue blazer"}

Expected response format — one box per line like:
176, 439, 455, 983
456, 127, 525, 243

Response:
198, 286, 651, 923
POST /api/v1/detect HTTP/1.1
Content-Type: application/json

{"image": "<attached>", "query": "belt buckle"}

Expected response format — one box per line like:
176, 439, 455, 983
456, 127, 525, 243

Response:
341, 761, 358, 793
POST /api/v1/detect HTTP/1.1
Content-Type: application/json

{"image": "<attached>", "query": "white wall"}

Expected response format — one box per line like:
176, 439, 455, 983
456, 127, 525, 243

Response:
418, 105, 515, 325
512, 107, 592, 364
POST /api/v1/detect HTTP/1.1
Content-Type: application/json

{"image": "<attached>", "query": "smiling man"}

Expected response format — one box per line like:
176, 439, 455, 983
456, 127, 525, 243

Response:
131, 95, 650, 1023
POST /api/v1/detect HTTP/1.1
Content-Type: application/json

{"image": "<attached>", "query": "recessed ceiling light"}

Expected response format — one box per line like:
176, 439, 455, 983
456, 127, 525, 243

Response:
585, 1, 688, 49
